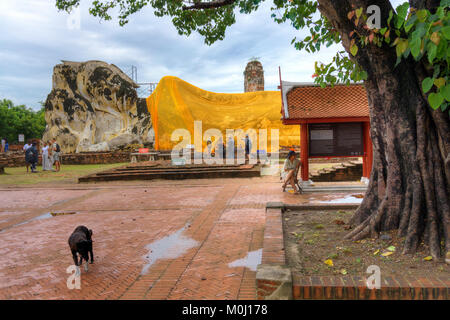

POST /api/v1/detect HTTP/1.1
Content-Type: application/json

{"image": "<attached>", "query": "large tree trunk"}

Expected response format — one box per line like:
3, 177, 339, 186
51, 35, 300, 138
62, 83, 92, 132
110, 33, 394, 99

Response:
317, 0, 449, 260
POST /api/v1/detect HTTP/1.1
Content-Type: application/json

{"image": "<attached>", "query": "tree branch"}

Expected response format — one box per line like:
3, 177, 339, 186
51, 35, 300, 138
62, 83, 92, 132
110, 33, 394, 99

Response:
182, 0, 236, 11
409, 0, 441, 11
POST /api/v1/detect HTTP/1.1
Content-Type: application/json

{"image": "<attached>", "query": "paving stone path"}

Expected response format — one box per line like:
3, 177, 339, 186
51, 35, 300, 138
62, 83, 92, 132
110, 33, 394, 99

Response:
0, 177, 356, 299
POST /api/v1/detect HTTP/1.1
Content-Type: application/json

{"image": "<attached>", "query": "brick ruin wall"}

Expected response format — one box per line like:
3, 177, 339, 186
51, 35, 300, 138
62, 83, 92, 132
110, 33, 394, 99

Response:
0, 151, 130, 167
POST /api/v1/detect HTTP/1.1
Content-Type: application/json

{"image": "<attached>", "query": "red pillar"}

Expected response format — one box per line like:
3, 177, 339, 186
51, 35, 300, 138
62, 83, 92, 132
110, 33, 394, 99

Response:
300, 124, 309, 181
362, 122, 373, 178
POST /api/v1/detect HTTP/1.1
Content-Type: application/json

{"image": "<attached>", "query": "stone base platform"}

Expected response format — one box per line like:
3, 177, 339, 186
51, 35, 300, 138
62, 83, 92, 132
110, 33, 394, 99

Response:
78, 162, 261, 182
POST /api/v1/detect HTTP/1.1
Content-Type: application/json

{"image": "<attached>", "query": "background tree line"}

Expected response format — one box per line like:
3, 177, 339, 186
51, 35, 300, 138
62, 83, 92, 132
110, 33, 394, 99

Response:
0, 99, 46, 144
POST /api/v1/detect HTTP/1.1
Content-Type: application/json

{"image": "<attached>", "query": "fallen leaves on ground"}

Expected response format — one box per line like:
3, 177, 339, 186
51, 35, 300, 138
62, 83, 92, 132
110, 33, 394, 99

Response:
334, 220, 345, 225
324, 259, 334, 266
381, 251, 394, 257
423, 256, 433, 261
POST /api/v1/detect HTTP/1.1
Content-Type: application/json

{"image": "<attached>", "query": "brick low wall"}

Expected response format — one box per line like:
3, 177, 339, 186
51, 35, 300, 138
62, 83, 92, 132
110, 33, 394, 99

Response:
0, 151, 130, 167
292, 273, 449, 300
62, 152, 130, 165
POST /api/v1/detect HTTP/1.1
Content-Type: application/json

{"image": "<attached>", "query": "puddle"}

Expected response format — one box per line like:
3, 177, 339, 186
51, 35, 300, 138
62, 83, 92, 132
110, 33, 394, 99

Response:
317, 195, 363, 204
32, 212, 53, 221
228, 249, 262, 271
0, 211, 77, 233
14, 212, 53, 227
141, 224, 199, 275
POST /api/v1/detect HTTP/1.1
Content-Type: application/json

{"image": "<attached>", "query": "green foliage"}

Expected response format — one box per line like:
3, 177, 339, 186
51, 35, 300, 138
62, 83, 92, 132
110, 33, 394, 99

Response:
56, 0, 244, 45
54, 0, 449, 112
269, 0, 368, 85
397, 1, 449, 111
0, 99, 46, 144
345, 1, 449, 111
271, 0, 339, 52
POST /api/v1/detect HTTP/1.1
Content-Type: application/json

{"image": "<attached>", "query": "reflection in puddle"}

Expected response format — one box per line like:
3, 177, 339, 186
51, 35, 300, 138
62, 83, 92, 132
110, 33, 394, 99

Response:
141, 224, 199, 275
318, 195, 363, 204
32, 212, 53, 220
15, 212, 53, 227
228, 249, 262, 271
0, 212, 74, 234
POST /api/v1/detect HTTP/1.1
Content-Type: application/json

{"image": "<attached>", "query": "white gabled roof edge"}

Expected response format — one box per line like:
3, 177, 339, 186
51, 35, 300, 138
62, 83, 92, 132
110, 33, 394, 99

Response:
281, 81, 318, 118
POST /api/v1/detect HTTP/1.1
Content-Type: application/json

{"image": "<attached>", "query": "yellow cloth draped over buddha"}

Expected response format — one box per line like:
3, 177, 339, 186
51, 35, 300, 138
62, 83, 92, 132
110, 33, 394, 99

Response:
146, 76, 299, 152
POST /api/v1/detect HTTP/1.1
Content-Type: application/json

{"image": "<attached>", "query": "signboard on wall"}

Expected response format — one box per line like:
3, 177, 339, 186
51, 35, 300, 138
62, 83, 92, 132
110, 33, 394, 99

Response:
310, 129, 333, 140
18, 134, 24, 142
309, 122, 363, 157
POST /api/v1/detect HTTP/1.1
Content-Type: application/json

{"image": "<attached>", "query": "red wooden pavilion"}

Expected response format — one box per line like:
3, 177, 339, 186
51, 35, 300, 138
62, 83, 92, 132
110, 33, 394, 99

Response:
279, 72, 373, 183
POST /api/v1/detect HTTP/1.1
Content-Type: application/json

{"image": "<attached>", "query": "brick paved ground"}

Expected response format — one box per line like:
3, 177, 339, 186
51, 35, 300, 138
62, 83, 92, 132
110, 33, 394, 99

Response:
0, 177, 359, 299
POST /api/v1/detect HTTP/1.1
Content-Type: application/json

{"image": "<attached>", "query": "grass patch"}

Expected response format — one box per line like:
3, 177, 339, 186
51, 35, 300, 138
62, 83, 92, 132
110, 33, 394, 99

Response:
0, 163, 127, 185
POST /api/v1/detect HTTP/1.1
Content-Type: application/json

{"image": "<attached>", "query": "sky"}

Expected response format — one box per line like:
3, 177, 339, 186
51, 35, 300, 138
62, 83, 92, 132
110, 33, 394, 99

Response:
0, 0, 404, 110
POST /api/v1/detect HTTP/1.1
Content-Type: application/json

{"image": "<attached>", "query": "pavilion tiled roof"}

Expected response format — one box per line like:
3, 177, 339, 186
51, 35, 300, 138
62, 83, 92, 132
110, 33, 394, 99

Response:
282, 83, 369, 120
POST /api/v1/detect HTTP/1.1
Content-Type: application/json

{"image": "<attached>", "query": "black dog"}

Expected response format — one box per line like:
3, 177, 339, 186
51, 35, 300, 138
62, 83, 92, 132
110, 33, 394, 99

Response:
68, 225, 94, 271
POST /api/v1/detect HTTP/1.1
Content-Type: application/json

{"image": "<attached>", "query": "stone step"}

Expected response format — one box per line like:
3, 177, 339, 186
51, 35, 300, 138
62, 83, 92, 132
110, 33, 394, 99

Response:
120, 164, 242, 171
79, 165, 261, 182
95, 166, 255, 176
342, 162, 356, 167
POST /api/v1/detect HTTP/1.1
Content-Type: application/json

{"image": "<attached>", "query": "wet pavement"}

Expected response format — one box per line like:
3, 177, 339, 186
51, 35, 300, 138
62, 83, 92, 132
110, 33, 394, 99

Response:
0, 176, 362, 299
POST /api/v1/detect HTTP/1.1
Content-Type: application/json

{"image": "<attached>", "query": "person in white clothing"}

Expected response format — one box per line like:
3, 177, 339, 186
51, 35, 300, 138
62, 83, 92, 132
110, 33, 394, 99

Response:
23, 142, 31, 151
41, 142, 53, 171
205, 140, 212, 161
41, 143, 49, 171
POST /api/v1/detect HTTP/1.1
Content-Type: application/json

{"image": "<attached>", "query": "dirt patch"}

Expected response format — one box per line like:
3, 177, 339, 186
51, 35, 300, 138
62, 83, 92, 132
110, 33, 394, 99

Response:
283, 209, 449, 277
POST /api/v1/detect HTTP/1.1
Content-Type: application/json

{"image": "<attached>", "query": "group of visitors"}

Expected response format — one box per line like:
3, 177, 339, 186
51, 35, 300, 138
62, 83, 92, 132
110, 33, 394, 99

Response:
23, 139, 61, 173
209, 135, 252, 162
0, 137, 9, 153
